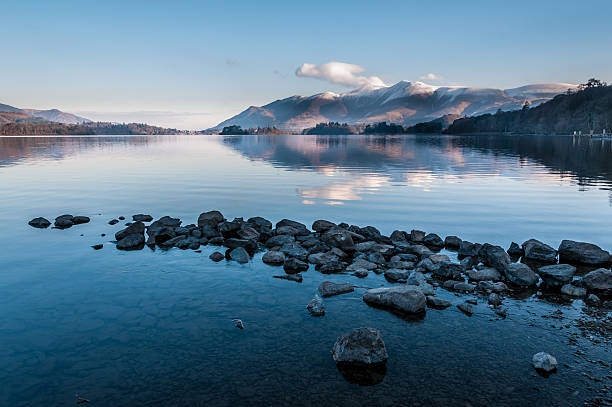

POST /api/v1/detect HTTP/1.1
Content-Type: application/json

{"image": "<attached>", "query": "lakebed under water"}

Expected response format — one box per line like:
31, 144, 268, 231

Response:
0, 134, 611, 406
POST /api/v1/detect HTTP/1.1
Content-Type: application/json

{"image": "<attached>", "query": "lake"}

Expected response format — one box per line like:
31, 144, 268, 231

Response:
0, 134, 610, 406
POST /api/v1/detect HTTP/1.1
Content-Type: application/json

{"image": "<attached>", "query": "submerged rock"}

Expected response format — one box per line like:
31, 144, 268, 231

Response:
457, 303, 474, 316
532, 352, 557, 373
318, 281, 354, 297
91, 244, 103, 250
28, 217, 51, 228
488, 293, 503, 306
522, 239, 557, 263
426, 296, 451, 309
72, 215, 90, 224
558, 240, 610, 266
332, 327, 388, 365
307, 294, 325, 316
283, 258, 308, 273
273, 273, 302, 282
504, 263, 538, 287
229, 247, 249, 263
537, 264, 576, 288
363, 286, 426, 314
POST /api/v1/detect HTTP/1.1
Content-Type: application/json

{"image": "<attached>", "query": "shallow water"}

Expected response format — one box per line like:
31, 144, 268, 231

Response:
0, 134, 610, 406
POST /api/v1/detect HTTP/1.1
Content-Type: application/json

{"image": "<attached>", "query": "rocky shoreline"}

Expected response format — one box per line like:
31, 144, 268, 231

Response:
28, 211, 612, 378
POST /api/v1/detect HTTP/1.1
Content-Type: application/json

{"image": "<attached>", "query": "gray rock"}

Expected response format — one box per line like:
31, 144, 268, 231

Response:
108, 219, 119, 225
457, 303, 474, 316
504, 263, 539, 287
197, 210, 224, 227
332, 327, 388, 365
352, 269, 369, 278
522, 239, 557, 263
537, 264, 576, 288
54, 214, 74, 228
434, 262, 463, 280
384, 269, 410, 282
460, 256, 474, 270
319, 260, 345, 274
312, 219, 336, 233
467, 267, 501, 282
507, 242, 523, 257
273, 273, 303, 283
279, 242, 309, 261
367, 252, 386, 265
458, 241, 482, 257
229, 247, 249, 263
410, 230, 425, 242
237, 226, 260, 241
308, 252, 339, 266
283, 258, 309, 273
495, 308, 507, 318
115, 221, 145, 241
582, 268, 612, 294
558, 240, 610, 266
488, 293, 503, 306
91, 243, 103, 250
390, 230, 408, 243
116, 233, 145, 250
479, 243, 511, 271
28, 217, 51, 228
218, 220, 241, 236
446, 281, 476, 292
262, 250, 285, 266
477, 281, 508, 293
560, 284, 587, 297
426, 296, 451, 309
132, 214, 153, 222
224, 238, 257, 252
363, 286, 426, 314
209, 251, 225, 262
247, 216, 273, 232
265, 234, 295, 248
423, 233, 444, 248
323, 228, 355, 252
532, 352, 557, 373
354, 241, 376, 252
72, 216, 90, 224
346, 258, 378, 271
397, 253, 419, 263
318, 281, 354, 297
444, 235, 462, 249
586, 293, 601, 306
406, 272, 434, 295
386, 260, 414, 270
359, 226, 383, 242
429, 254, 451, 264
307, 294, 325, 316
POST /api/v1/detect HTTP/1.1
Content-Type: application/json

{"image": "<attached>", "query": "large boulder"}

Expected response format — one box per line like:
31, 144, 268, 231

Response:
423, 233, 444, 248
197, 210, 224, 228
318, 281, 354, 297
116, 233, 145, 250
115, 221, 145, 241
458, 241, 482, 257
363, 286, 426, 314
332, 327, 388, 365
444, 235, 462, 249
276, 219, 309, 235
522, 239, 557, 263
537, 264, 576, 288
479, 244, 511, 271
503, 263, 538, 287
558, 240, 610, 266
582, 268, 612, 295
312, 219, 336, 233
323, 228, 355, 252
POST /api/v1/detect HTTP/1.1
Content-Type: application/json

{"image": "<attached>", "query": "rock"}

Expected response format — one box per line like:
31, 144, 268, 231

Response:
522, 239, 557, 263
224, 238, 257, 253
332, 327, 388, 365
247, 216, 273, 231
177, 237, 200, 250
312, 219, 336, 233
532, 352, 557, 373
232, 319, 244, 329
318, 281, 354, 297
108, 219, 119, 225
445, 281, 476, 293
359, 226, 383, 242
390, 230, 408, 243
537, 264, 576, 288
54, 214, 74, 228
457, 303, 474, 316
426, 296, 451, 309
115, 221, 145, 241
218, 220, 241, 237
307, 294, 325, 316
72, 215, 90, 224
301, 237, 320, 249
329, 247, 350, 259
118, 216, 125, 220
479, 243, 511, 271
488, 293, 503, 306
273, 273, 303, 282
28, 217, 51, 228
323, 228, 355, 252
467, 267, 501, 282
558, 240, 610, 266
262, 250, 285, 266
319, 260, 345, 274
116, 233, 145, 250
477, 281, 508, 293
197, 210, 224, 227
504, 263, 539, 287
229, 247, 249, 263
159, 236, 183, 248
386, 260, 414, 270
132, 214, 153, 222
429, 254, 451, 264
384, 269, 410, 282
466, 299, 477, 305
560, 284, 587, 297
346, 258, 377, 271
404, 244, 434, 259
507, 242, 523, 257
363, 286, 426, 314
308, 252, 339, 266
265, 234, 295, 248
367, 252, 386, 265
91, 244, 103, 250
423, 233, 444, 248
352, 269, 369, 278
283, 258, 308, 273
586, 294, 601, 306
444, 235, 462, 249
279, 242, 309, 261
276, 225, 304, 236
460, 256, 474, 270
398, 253, 419, 263
434, 262, 463, 280
354, 241, 376, 252
410, 230, 425, 242
495, 308, 507, 318
237, 227, 260, 241
582, 268, 612, 295
458, 241, 482, 257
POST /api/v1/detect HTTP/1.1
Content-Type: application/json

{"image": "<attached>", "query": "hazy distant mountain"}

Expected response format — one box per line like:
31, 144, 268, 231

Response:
0, 102, 91, 125
22, 109, 91, 124
214, 81, 577, 131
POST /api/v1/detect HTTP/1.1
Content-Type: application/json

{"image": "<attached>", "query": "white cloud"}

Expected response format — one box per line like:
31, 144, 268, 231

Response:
296, 62, 386, 88
420, 73, 443, 82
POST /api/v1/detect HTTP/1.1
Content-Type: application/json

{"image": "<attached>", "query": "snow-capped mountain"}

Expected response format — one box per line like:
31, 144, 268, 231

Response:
213, 81, 577, 131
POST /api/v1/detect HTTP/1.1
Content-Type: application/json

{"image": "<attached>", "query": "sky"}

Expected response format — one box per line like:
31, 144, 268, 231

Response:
1, 0, 611, 129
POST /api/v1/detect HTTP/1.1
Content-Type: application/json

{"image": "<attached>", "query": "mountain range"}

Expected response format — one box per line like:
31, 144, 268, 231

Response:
0, 103, 90, 125
213, 81, 577, 131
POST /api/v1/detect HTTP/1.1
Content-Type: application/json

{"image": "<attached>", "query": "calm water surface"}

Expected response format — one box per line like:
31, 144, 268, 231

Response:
0, 134, 610, 406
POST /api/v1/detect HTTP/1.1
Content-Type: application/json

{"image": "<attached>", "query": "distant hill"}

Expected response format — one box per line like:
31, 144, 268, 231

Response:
445, 82, 612, 135
0, 121, 183, 136
22, 109, 91, 124
213, 81, 577, 131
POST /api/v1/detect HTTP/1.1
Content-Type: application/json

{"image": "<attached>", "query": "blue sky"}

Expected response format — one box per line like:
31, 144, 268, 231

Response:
1, 0, 611, 129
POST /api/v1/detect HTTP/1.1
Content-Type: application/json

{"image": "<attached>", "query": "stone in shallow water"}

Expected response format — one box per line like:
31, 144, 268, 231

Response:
558, 240, 610, 266
582, 268, 612, 295
115, 221, 145, 241
116, 234, 145, 250
318, 281, 354, 297
273, 274, 302, 283
197, 210, 224, 227
229, 247, 249, 263
444, 235, 462, 249
312, 219, 336, 233
363, 286, 426, 314
307, 294, 325, 316
332, 327, 388, 365
262, 250, 285, 266
537, 264, 576, 288
522, 239, 557, 263
54, 214, 74, 228
132, 214, 153, 222
384, 269, 410, 282
434, 262, 463, 280
532, 352, 557, 373
503, 263, 538, 287
91, 244, 103, 250
457, 303, 474, 316
560, 284, 587, 297
283, 258, 308, 273
426, 296, 451, 309
28, 217, 51, 228
479, 243, 511, 271
467, 267, 501, 282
